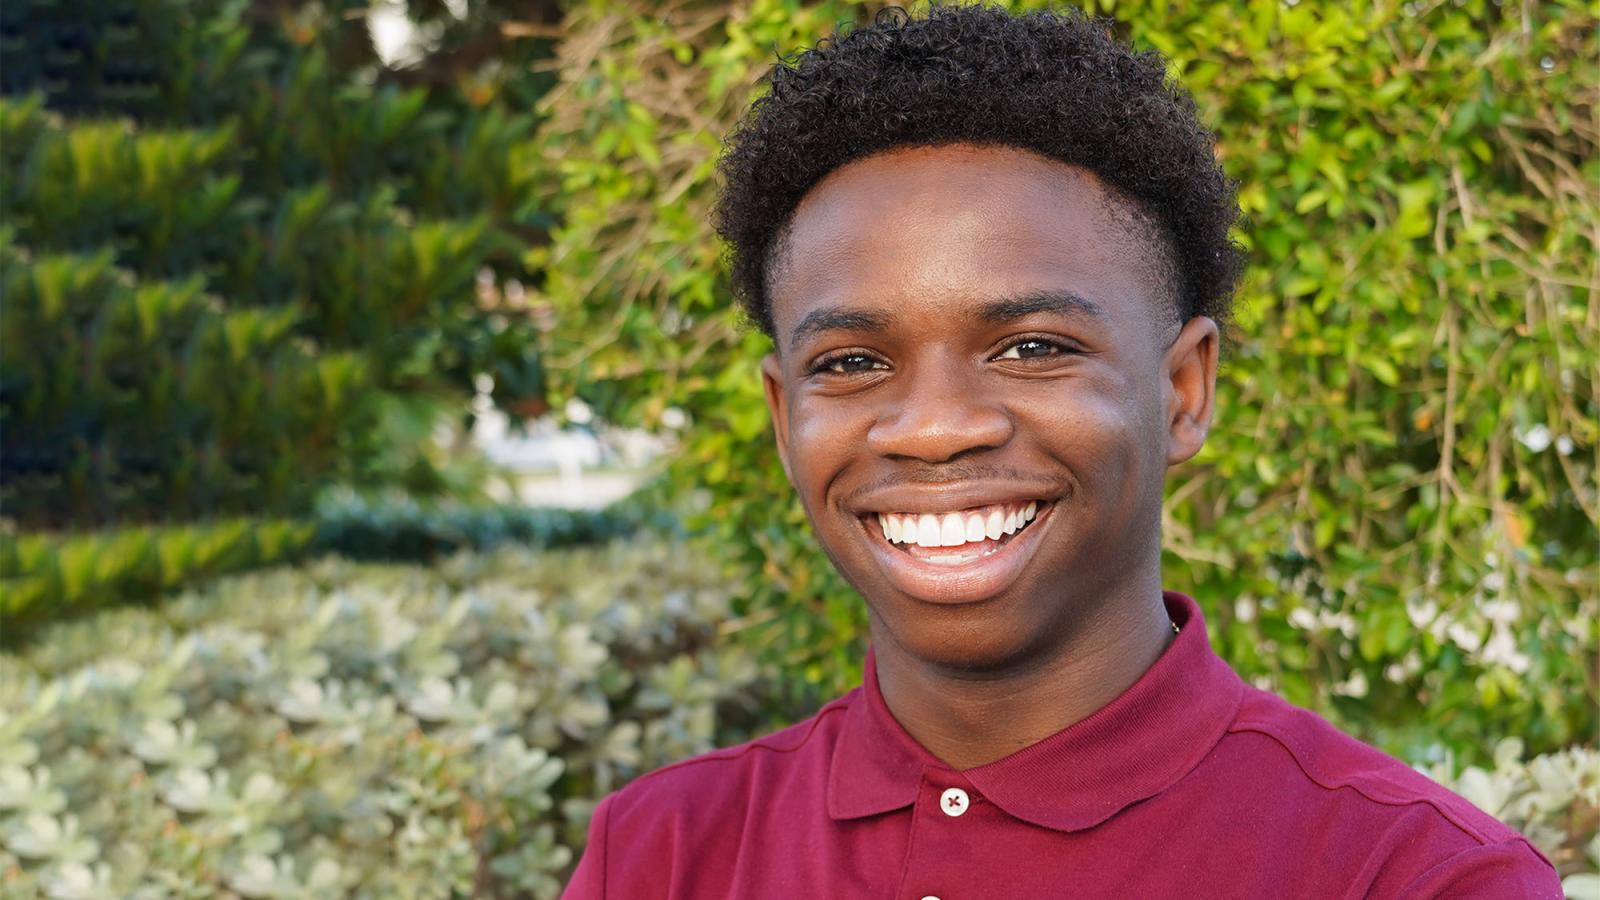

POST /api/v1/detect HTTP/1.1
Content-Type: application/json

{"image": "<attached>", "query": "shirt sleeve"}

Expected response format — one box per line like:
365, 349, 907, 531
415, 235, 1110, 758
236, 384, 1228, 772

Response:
1396, 839, 1564, 899
561, 794, 613, 900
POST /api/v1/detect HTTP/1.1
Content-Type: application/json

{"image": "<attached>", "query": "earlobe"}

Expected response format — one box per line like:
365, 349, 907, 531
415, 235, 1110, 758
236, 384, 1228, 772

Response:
761, 353, 795, 482
1164, 316, 1219, 466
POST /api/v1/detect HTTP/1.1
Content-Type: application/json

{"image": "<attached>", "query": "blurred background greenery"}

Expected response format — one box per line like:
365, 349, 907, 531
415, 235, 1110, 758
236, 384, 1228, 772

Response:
0, 0, 1595, 896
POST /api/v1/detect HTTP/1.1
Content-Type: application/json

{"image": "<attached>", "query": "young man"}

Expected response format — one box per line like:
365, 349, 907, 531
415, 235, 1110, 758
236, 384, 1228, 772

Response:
565, 6, 1561, 898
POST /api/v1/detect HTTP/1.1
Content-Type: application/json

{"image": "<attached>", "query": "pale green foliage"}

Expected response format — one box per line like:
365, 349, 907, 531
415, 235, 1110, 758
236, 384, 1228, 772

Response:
531, 0, 1598, 761
0, 541, 767, 898
1418, 738, 1600, 890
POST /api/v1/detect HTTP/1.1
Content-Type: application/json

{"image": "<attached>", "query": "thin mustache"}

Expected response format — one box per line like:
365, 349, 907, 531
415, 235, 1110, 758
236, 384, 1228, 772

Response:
840, 463, 1066, 504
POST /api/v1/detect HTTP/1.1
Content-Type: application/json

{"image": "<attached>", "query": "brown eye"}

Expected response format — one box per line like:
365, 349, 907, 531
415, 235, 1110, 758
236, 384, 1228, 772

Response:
814, 354, 887, 375
996, 339, 1067, 360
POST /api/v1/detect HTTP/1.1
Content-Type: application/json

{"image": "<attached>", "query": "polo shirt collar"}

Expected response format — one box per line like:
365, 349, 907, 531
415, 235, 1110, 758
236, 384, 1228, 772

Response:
826, 591, 1244, 832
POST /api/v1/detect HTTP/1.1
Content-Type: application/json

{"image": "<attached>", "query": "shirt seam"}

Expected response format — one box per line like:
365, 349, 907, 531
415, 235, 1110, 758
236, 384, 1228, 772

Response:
1394, 837, 1558, 899
1225, 718, 1503, 848
894, 780, 927, 900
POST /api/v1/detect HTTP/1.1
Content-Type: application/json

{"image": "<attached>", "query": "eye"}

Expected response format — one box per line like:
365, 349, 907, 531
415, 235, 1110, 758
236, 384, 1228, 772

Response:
811, 353, 888, 376
994, 338, 1073, 360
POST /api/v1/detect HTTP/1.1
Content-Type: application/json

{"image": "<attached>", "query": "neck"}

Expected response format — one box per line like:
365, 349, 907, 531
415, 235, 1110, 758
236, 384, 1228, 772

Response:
870, 580, 1175, 771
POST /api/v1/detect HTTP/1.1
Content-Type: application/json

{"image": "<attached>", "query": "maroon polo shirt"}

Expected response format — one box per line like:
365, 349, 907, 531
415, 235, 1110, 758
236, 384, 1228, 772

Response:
563, 593, 1559, 899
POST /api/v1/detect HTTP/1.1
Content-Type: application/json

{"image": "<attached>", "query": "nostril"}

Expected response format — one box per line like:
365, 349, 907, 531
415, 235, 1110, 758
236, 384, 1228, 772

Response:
866, 406, 1014, 462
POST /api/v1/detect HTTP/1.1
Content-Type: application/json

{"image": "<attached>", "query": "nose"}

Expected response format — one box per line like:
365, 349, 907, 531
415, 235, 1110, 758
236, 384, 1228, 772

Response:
865, 358, 1014, 463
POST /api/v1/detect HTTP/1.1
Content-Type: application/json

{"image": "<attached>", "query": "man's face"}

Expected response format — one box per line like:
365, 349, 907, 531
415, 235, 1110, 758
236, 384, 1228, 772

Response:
761, 144, 1217, 671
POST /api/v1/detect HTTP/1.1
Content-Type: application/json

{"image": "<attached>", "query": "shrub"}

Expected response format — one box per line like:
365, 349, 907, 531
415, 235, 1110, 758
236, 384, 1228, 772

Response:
0, 518, 316, 629
0, 540, 772, 898
0, 0, 555, 531
307, 489, 671, 563
531, 0, 1598, 763
0, 493, 665, 631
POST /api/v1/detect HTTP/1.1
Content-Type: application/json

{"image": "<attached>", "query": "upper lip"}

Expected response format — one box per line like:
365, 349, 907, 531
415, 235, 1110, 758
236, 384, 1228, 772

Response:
850, 483, 1061, 516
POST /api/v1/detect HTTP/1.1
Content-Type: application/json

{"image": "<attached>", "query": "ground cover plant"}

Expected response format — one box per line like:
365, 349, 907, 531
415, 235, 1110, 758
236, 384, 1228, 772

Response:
0, 540, 772, 898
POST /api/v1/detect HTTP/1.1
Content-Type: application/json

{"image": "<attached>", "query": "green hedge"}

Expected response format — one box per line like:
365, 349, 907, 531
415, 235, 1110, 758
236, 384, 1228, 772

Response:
0, 518, 316, 628
0, 541, 773, 898
307, 489, 671, 563
0, 0, 554, 529
2, 540, 1593, 897
1, 496, 663, 631
530, 0, 1598, 765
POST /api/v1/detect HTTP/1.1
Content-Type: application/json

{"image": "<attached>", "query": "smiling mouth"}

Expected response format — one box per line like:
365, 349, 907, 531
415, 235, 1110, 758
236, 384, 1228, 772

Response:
869, 501, 1048, 566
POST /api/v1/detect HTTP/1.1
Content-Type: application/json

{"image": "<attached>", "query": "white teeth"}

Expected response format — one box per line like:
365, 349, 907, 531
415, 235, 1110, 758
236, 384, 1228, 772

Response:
939, 514, 965, 547
879, 503, 1045, 548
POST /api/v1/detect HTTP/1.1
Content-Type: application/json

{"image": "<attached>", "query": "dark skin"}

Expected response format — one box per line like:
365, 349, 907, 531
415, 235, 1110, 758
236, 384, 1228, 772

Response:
760, 144, 1219, 770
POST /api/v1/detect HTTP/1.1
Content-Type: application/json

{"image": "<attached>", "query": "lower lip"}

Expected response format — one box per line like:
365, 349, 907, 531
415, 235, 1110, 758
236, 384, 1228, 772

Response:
860, 504, 1055, 605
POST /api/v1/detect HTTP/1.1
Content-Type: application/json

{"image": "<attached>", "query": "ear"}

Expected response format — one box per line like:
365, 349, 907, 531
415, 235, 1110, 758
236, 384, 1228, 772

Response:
1163, 316, 1219, 466
761, 353, 795, 482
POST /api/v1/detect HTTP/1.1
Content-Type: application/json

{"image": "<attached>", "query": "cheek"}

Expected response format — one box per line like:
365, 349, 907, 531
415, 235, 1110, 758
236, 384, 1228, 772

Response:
786, 398, 870, 504
1029, 378, 1163, 491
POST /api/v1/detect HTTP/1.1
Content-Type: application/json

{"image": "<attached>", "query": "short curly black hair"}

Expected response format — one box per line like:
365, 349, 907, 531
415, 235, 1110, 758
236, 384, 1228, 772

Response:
714, 3, 1245, 339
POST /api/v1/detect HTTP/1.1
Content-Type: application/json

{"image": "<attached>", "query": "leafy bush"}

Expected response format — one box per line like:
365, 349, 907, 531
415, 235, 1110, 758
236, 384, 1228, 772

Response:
0, 493, 666, 630
0, 0, 555, 530
307, 489, 671, 563
531, 0, 1598, 763
0, 540, 771, 898
0, 518, 315, 629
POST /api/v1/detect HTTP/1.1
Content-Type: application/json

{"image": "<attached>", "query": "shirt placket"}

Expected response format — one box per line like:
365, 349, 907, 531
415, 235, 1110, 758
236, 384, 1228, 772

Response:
896, 770, 992, 900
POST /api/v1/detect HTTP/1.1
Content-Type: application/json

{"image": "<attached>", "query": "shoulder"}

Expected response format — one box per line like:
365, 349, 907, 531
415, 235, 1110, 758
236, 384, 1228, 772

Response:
600, 687, 857, 832
1220, 686, 1561, 898
563, 691, 859, 899
1228, 687, 1517, 842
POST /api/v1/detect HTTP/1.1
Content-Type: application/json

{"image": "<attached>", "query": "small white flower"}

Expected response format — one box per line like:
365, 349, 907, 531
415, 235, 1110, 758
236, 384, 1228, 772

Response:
1446, 622, 1484, 653
1517, 424, 1552, 453
1234, 597, 1256, 623
1334, 670, 1369, 698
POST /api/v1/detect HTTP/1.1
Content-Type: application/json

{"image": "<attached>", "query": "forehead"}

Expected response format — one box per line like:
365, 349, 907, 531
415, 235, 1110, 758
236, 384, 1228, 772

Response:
768, 143, 1169, 342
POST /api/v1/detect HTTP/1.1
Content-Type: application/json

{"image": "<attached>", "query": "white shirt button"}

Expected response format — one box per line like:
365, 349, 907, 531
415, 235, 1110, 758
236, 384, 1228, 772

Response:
939, 787, 969, 817
920, 896, 941, 900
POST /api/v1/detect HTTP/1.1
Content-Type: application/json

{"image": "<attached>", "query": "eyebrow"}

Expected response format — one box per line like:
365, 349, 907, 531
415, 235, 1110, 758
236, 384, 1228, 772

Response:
785, 291, 1107, 353
788, 307, 892, 352
976, 291, 1107, 324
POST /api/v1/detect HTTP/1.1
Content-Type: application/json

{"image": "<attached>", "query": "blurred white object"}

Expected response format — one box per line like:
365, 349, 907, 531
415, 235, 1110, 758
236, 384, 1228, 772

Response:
470, 384, 667, 509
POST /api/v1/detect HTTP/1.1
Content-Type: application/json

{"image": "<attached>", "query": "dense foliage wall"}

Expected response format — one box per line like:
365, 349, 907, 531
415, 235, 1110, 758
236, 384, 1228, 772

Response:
0, 0, 555, 532
532, 0, 1598, 762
